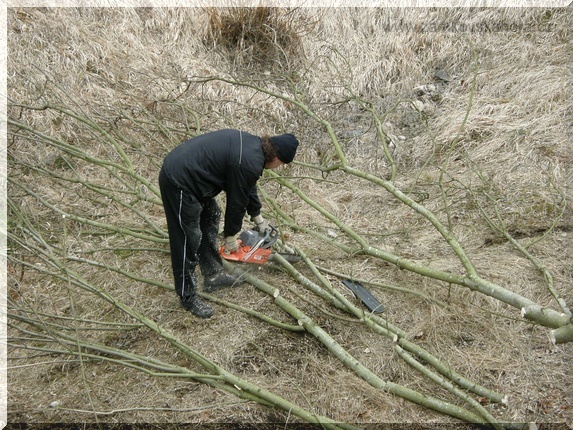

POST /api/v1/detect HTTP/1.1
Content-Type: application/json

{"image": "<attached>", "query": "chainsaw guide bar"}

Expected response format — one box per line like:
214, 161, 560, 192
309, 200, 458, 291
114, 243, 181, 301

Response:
342, 279, 384, 313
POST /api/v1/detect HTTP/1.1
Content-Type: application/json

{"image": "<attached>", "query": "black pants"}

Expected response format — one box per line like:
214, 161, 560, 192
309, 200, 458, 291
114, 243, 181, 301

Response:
159, 168, 223, 300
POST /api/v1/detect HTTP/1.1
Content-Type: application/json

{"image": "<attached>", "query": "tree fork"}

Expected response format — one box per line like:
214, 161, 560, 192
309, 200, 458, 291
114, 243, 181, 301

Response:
269, 252, 506, 405
227, 262, 503, 425
267, 170, 570, 332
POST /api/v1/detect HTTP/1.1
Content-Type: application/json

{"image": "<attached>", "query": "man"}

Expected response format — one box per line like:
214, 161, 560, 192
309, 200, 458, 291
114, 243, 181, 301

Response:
159, 129, 299, 318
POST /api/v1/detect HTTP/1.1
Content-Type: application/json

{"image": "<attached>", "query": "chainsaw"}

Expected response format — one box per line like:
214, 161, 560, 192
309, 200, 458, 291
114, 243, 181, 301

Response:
220, 225, 299, 265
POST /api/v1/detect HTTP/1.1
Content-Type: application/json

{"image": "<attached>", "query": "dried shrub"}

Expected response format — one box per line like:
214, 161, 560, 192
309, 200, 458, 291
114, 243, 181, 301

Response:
204, 7, 310, 69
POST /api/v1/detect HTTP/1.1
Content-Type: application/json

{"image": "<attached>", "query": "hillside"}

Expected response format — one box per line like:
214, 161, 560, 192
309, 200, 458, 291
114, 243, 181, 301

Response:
6, 6, 572, 428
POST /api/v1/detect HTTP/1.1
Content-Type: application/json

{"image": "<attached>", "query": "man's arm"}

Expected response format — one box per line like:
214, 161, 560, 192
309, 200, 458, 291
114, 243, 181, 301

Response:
246, 186, 262, 219
223, 165, 258, 237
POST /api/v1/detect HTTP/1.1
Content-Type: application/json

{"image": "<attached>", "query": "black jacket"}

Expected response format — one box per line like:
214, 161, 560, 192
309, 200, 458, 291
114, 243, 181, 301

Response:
162, 129, 265, 237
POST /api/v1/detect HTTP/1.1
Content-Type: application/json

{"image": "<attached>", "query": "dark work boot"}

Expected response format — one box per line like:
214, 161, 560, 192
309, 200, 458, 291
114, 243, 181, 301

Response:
180, 295, 214, 318
203, 271, 242, 293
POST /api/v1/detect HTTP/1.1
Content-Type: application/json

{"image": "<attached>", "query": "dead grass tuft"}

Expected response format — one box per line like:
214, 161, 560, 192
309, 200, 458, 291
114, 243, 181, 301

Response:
204, 7, 312, 71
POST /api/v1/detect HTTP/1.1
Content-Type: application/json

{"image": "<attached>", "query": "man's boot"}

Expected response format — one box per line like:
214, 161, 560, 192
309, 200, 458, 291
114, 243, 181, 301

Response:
204, 271, 242, 293
180, 295, 214, 318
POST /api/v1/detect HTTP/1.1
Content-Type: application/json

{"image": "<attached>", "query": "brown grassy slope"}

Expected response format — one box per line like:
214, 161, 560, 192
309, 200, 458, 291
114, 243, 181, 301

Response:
7, 7, 572, 426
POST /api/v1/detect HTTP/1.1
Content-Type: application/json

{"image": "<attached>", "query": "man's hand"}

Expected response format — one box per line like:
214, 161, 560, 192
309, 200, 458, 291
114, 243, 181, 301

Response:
251, 215, 269, 233
224, 235, 239, 253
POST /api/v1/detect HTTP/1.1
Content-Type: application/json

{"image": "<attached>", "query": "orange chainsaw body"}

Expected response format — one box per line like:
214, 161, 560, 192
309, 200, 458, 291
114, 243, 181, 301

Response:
220, 227, 278, 265
219, 241, 273, 264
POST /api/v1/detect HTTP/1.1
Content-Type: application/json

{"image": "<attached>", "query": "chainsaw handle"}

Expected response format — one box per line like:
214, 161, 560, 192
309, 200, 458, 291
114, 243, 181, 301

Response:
261, 224, 279, 248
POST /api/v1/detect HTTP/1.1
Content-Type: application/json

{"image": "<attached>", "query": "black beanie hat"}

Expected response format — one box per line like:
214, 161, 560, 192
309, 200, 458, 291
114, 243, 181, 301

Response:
270, 133, 299, 164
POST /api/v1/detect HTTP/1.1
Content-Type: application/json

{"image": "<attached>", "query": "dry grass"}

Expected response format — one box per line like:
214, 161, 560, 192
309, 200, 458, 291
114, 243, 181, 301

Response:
7, 6, 573, 428
204, 7, 316, 70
